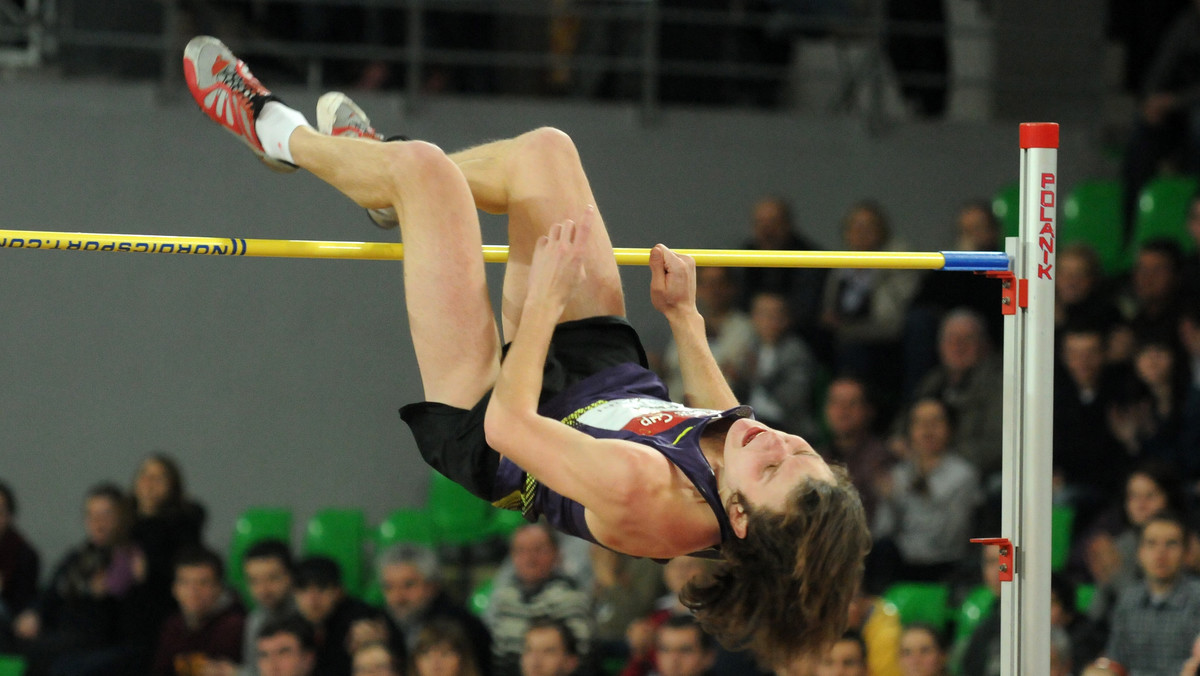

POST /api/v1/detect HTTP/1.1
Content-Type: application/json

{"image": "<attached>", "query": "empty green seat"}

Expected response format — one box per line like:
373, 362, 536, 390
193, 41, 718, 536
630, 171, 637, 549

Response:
1051, 505, 1074, 573
1076, 583, 1096, 614
0, 655, 26, 676
304, 508, 368, 597
882, 582, 950, 631
228, 507, 292, 604
1061, 179, 1128, 273
1134, 175, 1198, 253
953, 585, 996, 645
992, 182, 1020, 239
428, 471, 500, 545
377, 508, 436, 547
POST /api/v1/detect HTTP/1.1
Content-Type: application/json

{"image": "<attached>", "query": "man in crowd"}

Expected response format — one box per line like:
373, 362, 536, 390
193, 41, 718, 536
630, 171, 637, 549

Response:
521, 618, 581, 676
813, 632, 868, 676
256, 616, 316, 676
1094, 511, 1200, 676
293, 556, 380, 676
654, 615, 717, 676
151, 546, 245, 675
487, 524, 592, 676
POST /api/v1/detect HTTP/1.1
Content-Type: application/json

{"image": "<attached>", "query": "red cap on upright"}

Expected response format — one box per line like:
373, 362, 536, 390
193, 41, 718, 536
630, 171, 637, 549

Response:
1020, 122, 1059, 149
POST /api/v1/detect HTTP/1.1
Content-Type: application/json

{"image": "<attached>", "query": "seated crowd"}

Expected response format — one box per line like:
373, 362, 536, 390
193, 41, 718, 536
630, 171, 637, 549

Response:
1, 191, 1200, 676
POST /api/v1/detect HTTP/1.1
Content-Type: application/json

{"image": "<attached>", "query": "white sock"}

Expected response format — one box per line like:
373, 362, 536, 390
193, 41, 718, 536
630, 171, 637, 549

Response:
256, 101, 311, 164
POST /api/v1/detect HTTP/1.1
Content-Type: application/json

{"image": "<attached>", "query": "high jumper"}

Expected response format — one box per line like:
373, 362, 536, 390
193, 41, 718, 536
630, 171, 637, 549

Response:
182, 36, 870, 666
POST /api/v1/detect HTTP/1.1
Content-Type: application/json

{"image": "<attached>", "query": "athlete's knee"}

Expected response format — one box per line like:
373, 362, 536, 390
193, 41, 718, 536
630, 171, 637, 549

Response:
515, 127, 580, 165
382, 140, 456, 186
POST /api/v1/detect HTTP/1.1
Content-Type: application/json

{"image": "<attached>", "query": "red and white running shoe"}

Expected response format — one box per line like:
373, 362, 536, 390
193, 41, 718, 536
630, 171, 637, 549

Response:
183, 36, 297, 173
316, 91, 399, 229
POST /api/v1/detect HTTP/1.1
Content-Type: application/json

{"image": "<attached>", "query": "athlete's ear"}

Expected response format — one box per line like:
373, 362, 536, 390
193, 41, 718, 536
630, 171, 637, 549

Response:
728, 496, 749, 539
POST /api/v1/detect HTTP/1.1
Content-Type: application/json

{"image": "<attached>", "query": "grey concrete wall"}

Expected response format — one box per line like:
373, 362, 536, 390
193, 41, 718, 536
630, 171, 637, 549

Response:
0, 78, 1102, 569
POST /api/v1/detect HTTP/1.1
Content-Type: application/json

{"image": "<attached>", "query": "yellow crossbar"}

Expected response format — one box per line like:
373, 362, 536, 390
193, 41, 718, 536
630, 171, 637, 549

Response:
0, 229, 962, 269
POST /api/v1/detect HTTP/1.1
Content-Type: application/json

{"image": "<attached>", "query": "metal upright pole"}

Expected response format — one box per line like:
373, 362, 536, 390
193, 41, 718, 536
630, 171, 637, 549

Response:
1001, 122, 1057, 676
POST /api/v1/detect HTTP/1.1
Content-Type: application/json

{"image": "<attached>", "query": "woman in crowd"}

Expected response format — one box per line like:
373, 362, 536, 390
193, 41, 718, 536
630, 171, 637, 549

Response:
897, 624, 949, 676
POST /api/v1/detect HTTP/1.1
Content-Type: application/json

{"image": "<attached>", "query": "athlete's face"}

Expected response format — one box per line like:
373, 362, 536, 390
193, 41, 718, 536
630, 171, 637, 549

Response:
721, 418, 833, 536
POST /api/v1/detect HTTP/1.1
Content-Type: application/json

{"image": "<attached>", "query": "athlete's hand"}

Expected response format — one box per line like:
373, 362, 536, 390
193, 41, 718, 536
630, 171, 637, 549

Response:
649, 243, 697, 320
526, 207, 593, 315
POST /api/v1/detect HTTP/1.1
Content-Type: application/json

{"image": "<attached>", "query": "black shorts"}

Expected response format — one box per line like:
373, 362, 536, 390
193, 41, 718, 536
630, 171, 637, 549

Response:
399, 315, 648, 502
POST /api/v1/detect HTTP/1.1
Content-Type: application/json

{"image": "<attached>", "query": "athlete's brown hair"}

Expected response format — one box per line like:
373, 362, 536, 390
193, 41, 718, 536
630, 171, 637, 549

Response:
681, 465, 870, 668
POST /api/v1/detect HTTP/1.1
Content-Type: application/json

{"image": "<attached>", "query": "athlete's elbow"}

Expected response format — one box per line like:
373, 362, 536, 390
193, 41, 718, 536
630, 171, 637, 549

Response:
483, 399, 530, 453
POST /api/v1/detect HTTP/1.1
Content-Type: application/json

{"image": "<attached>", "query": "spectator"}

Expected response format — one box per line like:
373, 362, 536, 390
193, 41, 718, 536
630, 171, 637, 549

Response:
410, 619, 483, 676
151, 545, 245, 676
1054, 323, 1133, 515
0, 480, 39, 651
621, 557, 714, 676
486, 524, 591, 676
817, 375, 894, 525
813, 631, 868, 676
736, 195, 828, 346
907, 309, 1004, 482
1120, 239, 1185, 343
1055, 243, 1122, 334
1050, 626, 1073, 676
352, 641, 401, 676
897, 624, 949, 676
1179, 301, 1200, 477
1121, 2, 1200, 234
210, 538, 296, 676
1109, 334, 1190, 461
656, 266, 756, 405
15, 482, 146, 676
654, 615, 716, 676
293, 555, 381, 676
1082, 462, 1190, 623
820, 201, 919, 398
130, 453, 207, 639
955, 545, 1003, 676
846, 585, 901, 676
870, 397, 982, 588
588, 545, 663, 667
256, 616, 316, 676
1049, 574, 1106, 670
362, 543, 484, 673
1094, 511, 1200, 676
520, 617, 580, 676
903, 200, 1004, 391
732, 291, 818, 439
1184, 195, 1200, 295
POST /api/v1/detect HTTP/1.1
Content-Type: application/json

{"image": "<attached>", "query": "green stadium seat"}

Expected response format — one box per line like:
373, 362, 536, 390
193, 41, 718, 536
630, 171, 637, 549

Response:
1061, 179, 1128, 273
1051, 505, 1074, 573
882, 582, 950, 630
0, 655, 25, 676
1076, 583, 1096, 614
953, 586, 996, 645
428, 471, 499, 545
304, 508, 368, 597
1134, 175, 1198, 253
992, 183, 1020, 239
228, 507, 292, 604
469, 577, 495, 616
377, 508, 436, 547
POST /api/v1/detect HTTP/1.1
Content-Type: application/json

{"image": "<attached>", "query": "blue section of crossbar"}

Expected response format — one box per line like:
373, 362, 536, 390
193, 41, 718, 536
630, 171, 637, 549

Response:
940, 251, 1010, 272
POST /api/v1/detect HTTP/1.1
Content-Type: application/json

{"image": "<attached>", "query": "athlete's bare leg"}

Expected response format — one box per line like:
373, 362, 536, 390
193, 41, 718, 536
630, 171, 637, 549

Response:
447, 128, 625, 340
289, 128, 500, 409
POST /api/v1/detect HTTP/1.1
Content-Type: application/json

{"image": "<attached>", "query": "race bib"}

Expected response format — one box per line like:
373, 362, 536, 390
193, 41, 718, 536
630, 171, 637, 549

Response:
572, 397, 719, 436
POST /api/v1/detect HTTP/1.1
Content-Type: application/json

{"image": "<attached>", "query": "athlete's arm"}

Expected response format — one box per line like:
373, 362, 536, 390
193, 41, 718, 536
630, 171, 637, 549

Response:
649, 244, 739, 410
484, 217, 655, 515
